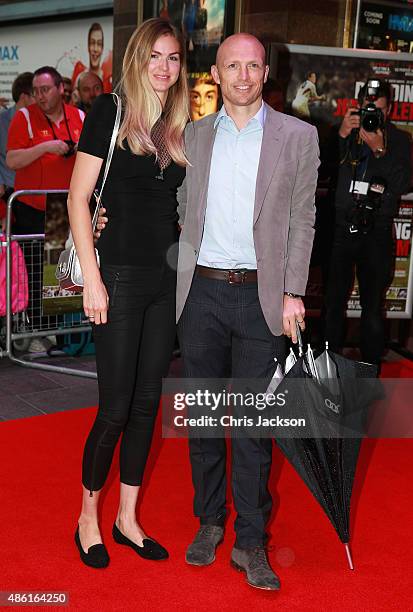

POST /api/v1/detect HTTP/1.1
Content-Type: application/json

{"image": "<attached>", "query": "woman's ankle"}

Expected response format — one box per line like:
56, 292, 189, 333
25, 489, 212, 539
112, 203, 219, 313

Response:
78, 514, 99, 527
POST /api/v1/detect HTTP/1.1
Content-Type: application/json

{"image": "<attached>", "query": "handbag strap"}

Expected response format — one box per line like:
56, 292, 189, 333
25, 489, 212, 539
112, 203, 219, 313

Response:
90, 92, 122, 231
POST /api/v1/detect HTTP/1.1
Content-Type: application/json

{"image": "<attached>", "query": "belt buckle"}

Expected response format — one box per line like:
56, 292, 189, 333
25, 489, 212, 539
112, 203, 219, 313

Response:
227, 269, 247, 285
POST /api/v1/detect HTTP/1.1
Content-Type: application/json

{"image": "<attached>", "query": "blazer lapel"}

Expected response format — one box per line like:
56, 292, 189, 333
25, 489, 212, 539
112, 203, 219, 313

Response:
253, 107, 285, 225
196, 119, 218, 221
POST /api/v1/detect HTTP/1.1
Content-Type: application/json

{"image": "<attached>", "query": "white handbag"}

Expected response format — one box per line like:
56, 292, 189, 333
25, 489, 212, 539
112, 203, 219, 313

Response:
55, 93, 121, 292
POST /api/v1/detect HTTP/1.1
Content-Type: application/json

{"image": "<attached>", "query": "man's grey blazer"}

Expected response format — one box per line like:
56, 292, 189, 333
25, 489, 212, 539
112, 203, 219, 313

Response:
176, 103, 320, 336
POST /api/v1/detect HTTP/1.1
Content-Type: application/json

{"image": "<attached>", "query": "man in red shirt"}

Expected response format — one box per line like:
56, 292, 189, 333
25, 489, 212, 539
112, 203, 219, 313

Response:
7, 66, 84, 234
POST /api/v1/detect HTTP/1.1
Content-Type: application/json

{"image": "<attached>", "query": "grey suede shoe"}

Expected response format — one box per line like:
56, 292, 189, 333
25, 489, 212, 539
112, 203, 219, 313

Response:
231, 546, 281, 590
185, 525, 224, 566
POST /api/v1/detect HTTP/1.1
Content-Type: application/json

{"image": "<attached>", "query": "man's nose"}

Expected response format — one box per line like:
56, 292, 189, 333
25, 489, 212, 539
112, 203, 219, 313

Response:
239, 65, 249, 81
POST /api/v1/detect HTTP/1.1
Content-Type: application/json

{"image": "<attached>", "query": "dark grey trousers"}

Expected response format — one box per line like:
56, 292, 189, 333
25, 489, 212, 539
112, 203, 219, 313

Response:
178, 272, 286, 549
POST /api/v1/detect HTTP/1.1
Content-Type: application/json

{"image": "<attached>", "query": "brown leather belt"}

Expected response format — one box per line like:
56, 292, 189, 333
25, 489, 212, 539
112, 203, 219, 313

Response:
196, 265, 257, 284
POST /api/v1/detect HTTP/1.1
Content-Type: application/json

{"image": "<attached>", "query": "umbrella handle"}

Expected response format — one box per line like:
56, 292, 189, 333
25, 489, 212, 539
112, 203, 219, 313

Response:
295, 320, 304, 357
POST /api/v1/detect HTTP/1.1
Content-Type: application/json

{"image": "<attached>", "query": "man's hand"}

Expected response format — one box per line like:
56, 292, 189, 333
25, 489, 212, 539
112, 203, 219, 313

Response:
43, 139, 70, 156
282, 295, 305, 344
338, 105, 360, 139
94, 207, 108, 239
359, 127, 384, 153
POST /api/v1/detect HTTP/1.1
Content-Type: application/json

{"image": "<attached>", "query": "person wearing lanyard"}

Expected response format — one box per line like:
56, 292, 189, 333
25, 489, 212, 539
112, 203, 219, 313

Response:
6, 66, 84, 234
6, 67, 84, 353
324, 79, 411, 368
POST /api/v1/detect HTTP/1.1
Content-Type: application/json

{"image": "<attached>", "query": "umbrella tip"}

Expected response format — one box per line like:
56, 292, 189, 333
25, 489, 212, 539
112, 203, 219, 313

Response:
344, 543, 354, 570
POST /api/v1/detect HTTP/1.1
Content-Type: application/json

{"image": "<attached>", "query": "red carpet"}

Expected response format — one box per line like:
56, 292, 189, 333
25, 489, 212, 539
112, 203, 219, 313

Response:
0, 360, 412, 611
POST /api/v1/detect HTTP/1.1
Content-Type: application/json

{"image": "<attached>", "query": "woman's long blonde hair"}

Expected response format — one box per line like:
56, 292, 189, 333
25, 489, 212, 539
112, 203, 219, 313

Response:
116, 18, 189, 166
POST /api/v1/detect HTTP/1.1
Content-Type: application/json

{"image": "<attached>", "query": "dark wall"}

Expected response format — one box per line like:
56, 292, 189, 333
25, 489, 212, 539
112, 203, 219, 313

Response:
112, 0, 139, 87
241, 0, 349, 47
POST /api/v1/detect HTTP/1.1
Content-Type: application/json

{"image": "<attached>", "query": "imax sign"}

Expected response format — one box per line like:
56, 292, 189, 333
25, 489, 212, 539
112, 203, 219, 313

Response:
388, 14, 413, 33
0, 46, 19, 60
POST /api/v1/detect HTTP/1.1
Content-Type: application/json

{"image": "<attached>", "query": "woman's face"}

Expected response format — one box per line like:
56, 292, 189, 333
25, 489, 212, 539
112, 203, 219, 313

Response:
147, 34, 181, 105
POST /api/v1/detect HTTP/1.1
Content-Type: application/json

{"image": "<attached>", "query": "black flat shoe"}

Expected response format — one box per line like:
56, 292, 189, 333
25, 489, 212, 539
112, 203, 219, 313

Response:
112, 523, 169, 560
75, 527, 109, 569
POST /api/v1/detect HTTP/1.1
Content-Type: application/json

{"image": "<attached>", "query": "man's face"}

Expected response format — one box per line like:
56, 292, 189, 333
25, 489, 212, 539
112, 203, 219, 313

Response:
308, 73, 317, 84
363, 95, 391, 120
32, 73, 63, 115
79, 73, 103, 109
21, 92, 35, 107
190, 81, 219, 120
89, 29, 103, 70
211, 36, 269, 109
63, 81, 72, 104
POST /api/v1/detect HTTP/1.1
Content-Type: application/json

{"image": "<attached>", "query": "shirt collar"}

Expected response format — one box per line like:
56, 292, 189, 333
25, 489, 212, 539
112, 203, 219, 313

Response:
214, 100, 267, 129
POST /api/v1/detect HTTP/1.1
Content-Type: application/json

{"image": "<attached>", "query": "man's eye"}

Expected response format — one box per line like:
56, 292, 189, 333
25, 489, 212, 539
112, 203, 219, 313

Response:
249, 63, 260, 69
227, 63, 237, 69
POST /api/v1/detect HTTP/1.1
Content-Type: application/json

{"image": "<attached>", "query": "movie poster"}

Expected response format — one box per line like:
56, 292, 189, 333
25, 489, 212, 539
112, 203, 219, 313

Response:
145, 0, 227, 72
0, 15, 113, 106
144, 0, 228, 120
270, 44, 413, 318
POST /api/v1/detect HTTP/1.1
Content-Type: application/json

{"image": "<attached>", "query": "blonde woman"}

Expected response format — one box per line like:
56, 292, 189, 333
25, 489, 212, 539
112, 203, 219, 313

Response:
68, 18, 189, 568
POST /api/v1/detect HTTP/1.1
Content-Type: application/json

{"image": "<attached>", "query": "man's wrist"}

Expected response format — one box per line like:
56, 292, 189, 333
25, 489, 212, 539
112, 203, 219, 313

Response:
37, 141, 48, 154
284, 292, 303, 299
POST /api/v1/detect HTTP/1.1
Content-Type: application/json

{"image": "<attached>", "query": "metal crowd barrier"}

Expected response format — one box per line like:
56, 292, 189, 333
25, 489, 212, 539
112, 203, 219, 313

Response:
1, 189, 96, 378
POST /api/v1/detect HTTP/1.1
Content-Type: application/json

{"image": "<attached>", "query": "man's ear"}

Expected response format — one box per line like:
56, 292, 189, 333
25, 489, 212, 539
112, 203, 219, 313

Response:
211, 65, 220, 85
264, 65, 269, 84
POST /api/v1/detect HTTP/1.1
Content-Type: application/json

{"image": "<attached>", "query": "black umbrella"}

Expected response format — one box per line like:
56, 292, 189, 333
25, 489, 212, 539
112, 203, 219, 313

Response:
268, 327, 379, 569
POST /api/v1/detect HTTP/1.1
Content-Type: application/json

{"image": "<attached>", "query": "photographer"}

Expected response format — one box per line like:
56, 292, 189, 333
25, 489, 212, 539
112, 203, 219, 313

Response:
324, 79, 411, 367
6, 66, 84, 234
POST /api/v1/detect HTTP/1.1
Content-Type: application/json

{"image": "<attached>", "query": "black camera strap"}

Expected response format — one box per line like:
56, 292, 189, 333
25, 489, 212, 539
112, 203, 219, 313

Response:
44, 104, 74, 144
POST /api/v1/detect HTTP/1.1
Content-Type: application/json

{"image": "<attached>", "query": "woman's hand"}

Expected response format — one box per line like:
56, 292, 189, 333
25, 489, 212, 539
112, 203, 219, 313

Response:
94, 207, 108, 240
83, 274, 109, 325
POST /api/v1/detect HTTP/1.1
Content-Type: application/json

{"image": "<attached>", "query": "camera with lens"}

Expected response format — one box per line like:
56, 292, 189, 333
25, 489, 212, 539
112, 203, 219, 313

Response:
351, 103, 384, 132
351, 78, 386, 132
347, 177, 386, 234
63, 139, 76, 158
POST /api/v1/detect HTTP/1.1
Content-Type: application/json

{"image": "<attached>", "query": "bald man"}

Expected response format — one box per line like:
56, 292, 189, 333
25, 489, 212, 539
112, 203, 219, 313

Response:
97, 33, 319, 590
77, 71, 103, 113
176, 34, 319, 590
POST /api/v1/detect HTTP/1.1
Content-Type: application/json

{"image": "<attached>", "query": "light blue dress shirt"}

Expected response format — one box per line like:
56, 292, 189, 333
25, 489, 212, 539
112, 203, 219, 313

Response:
197, 102, 266, 270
